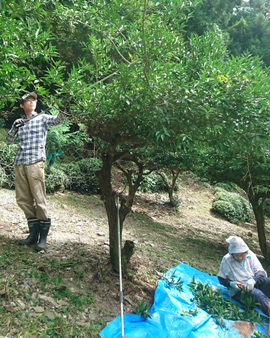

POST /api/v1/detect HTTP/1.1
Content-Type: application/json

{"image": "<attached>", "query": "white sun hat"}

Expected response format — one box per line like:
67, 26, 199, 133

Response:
226, 236, 249, 254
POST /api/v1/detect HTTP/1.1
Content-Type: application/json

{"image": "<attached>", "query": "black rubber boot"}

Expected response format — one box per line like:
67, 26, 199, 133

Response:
36, 218, 51, 251
19, 218, 40, 246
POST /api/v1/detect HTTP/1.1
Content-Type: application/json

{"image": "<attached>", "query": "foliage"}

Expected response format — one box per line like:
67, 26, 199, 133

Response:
227, 0, 270, 66
240, 291, 261, 313
188, 278, 264, 328
263, 199, 270, 218
0, 142, 17, 188
212, 200, 238, 224
184, 0, 236, 36
251, 331, 268, 338
62, 158, 102, 194
185, 0, 270, 67
0, 167, 8, 188
2, 0, 270, 268
161, 270, 184, 291
169, 195, 181, 211
137, 172, 168, 193
46, 120, 90, 161
46, 119, 72, 153
45, 167, 69, 193
215, 182, 239, 193
0, 242, 103, 337
0, 138, 100, 194
178, 307, 199, 317
211, 187, 253, 224
0, 0, 59, 108
134, 300, 152, 320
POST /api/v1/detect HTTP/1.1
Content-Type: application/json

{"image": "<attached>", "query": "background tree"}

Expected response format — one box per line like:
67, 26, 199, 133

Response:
185, 0, 240, 36
187, 52, 270, 261
185, 0, 270, 67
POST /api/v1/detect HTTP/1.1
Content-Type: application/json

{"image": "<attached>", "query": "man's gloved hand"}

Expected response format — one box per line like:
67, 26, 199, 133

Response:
242, 278, 256, 292
10, 118, 25, 136
14, 118, 25, 129
230, 281, 243, 291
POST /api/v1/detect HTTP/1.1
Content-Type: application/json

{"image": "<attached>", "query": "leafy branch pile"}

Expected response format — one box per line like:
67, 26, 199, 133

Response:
161, 270, 184, 292
134, 301, 152, 320
134, 270, 184, 320
188, 277, 264, 328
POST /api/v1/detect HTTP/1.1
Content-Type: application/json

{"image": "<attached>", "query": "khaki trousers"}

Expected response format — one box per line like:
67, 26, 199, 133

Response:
15, 161, 48, 220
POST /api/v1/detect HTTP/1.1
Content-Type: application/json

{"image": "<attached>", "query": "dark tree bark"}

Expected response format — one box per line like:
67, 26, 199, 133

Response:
248, 193, 270, 264
158, 168, 181, 200
96, 144, 143, 270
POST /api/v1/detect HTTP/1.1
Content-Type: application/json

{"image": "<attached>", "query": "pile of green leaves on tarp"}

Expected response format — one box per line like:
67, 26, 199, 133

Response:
188, 277, 263, 328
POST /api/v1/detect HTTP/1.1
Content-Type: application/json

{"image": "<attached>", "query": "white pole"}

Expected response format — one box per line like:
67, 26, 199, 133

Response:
117, 195, 125, 338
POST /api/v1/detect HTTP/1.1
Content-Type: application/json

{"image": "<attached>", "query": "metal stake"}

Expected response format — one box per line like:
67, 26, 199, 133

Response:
117, 195, 125, 338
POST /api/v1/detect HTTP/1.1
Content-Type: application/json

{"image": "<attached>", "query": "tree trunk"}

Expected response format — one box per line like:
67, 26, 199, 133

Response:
96, 149, 139, 270
249, 196, 270, 263
158, 169, 180, 200
96, 152, 118, 270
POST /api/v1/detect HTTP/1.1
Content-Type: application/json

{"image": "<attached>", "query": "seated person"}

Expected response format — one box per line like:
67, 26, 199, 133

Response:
218, 235, 270, 319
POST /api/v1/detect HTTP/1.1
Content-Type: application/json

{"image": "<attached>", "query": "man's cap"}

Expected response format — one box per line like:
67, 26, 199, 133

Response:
226, 236, 249, 254
21, 92, 37, 101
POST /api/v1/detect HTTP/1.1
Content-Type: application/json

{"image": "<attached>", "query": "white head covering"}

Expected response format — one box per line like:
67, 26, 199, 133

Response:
226, 236, 249, 254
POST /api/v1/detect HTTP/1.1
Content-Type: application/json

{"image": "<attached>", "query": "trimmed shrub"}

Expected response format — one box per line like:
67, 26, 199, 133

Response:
212, 200, 238, 224
212, 187, 253, 224
62, 158, 102, 194
215, 182, 237, 193
45, 167, 69, 193
138, 172, 171, 193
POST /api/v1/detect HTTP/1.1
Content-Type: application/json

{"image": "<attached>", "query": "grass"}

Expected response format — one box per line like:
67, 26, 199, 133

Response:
0, 178, 269, 336
0, 240, 104, 337
126, 210, 225, 276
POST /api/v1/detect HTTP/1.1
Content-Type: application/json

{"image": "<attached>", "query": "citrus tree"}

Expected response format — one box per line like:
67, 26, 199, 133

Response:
2, 0, 270, 269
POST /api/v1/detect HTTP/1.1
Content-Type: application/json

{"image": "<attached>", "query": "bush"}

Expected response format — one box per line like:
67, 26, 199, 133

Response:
215, 182, 237, 193
0, 118, 5, 128
0, 142, 17, 188
62, 158, 102, 194
212, 187, 253, 224
212, 200, 238, 224
138, 172, 169, 193
45, 167, 69, 193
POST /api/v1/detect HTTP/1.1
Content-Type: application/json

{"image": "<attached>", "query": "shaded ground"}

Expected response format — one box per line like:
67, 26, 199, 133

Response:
0, 181, 268, 337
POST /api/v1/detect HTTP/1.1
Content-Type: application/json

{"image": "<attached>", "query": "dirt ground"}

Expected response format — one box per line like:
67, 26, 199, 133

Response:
0, 184, 267, 337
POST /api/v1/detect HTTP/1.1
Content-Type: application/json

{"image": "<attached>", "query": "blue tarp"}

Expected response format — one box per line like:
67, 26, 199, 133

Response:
99, 263, 269, 338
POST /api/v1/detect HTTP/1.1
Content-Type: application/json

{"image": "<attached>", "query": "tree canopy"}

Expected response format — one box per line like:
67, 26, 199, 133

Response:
1, 0, 270, 267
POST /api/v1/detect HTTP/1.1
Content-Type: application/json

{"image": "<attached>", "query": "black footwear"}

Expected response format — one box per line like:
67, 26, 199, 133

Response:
36, 218, 51, 251
19, 218, 40, 246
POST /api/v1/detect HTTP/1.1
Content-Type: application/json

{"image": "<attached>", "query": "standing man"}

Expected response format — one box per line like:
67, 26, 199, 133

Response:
6, 92, 65, 251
